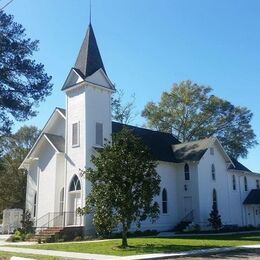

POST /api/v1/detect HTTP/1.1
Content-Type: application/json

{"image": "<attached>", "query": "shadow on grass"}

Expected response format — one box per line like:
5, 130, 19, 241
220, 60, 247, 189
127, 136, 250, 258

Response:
178, 248, 260, 259
112, 244, 218, 254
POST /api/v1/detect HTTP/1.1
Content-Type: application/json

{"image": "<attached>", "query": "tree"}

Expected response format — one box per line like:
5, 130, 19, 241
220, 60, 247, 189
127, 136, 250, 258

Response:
111, 89, 136, 124
0, 126, 40, 211
208, 204, 222, 231
142, 80, 257, 159
79, 128, 160, 247
0, 10, 52, 137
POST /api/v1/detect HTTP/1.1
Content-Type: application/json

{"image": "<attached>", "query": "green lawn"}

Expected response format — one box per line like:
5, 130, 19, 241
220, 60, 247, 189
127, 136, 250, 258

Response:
6, 233, 260, 256
0, 251, 60, 259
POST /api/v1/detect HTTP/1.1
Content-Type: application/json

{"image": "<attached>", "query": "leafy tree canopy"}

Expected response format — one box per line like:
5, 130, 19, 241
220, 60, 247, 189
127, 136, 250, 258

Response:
111, 89, 136, 124
79, 128, 160, 247
0, 10, 52, 136
0, 125, 40, 212
142, 80, 257, 159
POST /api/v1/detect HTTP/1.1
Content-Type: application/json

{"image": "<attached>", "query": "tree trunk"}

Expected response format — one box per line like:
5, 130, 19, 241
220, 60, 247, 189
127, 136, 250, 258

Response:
121, 223, 128, 248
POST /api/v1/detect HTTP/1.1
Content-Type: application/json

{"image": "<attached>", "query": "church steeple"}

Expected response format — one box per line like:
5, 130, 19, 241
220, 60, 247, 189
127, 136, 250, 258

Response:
62, 22, 114, 91
73, 23, 106, 79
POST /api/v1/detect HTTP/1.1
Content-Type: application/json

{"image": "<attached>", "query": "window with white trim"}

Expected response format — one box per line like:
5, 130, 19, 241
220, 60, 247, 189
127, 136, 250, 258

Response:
33, 193, 37, 218
213, 189, 217, 209
232, 175, 236, 190
69, 175, 81, 192
72, 122, 80, 146
162, 188, 168, 214
95, 122, 103, 146
211, 164, 216, 180
256, 179, 260, 189
244, 176, 248, 191
184, 163, 190, 181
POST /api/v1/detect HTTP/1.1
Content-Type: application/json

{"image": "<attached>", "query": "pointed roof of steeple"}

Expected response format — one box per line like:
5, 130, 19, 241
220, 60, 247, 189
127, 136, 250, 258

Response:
73, 23, 106, 78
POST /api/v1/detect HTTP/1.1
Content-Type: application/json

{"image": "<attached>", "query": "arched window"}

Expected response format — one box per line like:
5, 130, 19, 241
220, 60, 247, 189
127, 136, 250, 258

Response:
232, 175, 236, 190
69, 175, 81, 192
33, 192, 37, 218
162, 188, 168, 214
211, 164, 216, 180
59, 188, 64, 214
213, 189, 217, 209
184, 163, 190, 181
244, 176, 248, 191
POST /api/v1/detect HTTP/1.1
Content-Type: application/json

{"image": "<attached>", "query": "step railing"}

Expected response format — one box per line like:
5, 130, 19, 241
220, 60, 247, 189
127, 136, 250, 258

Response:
181, 209, 194, 222
36, 211, 83, 232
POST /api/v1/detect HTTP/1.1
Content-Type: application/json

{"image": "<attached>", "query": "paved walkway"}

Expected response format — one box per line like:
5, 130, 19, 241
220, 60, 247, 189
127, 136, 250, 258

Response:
158, 230, 260, 237
1, 245, 260, 260
0, 234, 36, 246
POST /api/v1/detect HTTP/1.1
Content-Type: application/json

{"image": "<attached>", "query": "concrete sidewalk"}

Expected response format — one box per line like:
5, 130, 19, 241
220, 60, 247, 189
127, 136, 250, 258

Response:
0, 245, 260, 259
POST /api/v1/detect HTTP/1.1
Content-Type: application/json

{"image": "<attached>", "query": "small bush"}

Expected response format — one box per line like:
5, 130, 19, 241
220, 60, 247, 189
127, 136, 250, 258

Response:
73, 236, 82, 241
11, 230, 22, 242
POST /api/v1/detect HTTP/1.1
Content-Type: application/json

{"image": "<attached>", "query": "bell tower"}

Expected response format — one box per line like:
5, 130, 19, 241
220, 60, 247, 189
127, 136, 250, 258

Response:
62, 22, 115, 233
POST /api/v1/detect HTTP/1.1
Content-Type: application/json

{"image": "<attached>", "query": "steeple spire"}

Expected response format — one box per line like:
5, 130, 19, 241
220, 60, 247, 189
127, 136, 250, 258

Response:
73, 23, 106, 79
89, 0, 92, 25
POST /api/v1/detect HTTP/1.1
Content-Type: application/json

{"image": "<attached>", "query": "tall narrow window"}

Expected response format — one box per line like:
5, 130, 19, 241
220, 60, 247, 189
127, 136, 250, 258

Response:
162, 188, 168, 214
184, 163, 190, 181
256, 179, 260, 189
213, 189, 217, 209
211, 164, 216, 180
96, 122, 103, 146
69, 175, 81, 192
232, 175, 236, 190
244, 176, 248, 191
59, 188, 64, 214
72, 122, 80, 146
33, 193, 37, 218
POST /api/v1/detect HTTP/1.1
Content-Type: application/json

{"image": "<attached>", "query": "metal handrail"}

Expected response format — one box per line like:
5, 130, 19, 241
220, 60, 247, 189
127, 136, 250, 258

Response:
36, 211, 83, 232
181, 210, 194, 222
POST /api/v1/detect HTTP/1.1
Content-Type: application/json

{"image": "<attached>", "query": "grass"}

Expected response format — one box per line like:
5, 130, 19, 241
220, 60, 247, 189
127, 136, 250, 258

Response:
0, 251, 60, 259
6, 233, 260, 256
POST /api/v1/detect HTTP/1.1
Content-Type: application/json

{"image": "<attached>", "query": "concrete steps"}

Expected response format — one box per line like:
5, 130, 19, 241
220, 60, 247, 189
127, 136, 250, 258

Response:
29, 227, 64, 242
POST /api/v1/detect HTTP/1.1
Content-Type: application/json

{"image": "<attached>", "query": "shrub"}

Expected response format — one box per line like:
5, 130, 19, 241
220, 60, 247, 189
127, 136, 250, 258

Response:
208, 204, 222, 230
11, 230, 22, 242
20, 210, 35, 234
73, 236, 82, 241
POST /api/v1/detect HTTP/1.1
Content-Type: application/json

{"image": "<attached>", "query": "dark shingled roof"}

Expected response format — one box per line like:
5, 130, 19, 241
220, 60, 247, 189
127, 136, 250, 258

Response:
229, 157, 252, 172
44, 133, 65, 153
244, 189, 260, 204
172, 138, 212, 162
73, 23, 106, 79
112, 122, 180, 162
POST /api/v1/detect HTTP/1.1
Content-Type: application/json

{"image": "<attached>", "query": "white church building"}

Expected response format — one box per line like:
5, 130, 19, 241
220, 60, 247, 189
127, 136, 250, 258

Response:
20, 23, 260, 234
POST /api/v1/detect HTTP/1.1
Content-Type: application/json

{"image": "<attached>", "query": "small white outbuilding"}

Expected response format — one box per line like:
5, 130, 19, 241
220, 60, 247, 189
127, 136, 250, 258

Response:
2, 208, 23, 234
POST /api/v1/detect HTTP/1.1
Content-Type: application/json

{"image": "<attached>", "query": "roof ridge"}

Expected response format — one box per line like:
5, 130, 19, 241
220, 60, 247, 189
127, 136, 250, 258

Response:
112, 121, 178, 137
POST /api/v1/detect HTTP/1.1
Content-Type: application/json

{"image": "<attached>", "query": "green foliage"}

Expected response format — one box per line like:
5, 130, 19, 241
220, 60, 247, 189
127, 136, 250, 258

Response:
20, 210, 35, 234
79, 128, 160, 247
11, 230, 22, 242
208, 204, 222, 231
111, 89, 136, 124
142, 80, 257, 159
0, 10, 52, 137
0, 126, 40, 211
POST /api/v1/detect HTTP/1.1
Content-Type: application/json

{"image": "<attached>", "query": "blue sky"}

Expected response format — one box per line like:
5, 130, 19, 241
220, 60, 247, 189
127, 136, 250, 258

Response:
4, 0, 260, 171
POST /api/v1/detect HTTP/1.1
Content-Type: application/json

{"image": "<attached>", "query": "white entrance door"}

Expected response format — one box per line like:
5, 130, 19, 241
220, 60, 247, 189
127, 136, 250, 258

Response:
183, 197, 192, 217
74, 197, 81, 226
246, 206, 255, 226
